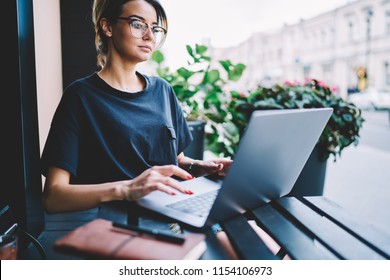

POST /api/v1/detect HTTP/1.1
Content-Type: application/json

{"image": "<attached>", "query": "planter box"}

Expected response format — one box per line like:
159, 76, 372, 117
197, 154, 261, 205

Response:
184, 120, 206, 160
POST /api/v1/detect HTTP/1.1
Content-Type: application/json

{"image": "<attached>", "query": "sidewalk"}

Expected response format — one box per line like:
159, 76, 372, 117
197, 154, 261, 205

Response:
324, 110, 390, 235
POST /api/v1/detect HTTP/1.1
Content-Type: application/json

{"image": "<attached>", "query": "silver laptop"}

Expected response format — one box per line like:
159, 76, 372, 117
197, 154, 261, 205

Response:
137, 108, 333, 229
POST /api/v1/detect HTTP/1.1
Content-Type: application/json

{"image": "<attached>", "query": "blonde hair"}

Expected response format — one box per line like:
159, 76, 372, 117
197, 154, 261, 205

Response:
92, 0, 168, 68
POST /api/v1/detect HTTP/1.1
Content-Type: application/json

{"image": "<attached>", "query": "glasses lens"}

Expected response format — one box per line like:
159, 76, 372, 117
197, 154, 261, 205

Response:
130, 19, 147, 38
152, 27, 166, 48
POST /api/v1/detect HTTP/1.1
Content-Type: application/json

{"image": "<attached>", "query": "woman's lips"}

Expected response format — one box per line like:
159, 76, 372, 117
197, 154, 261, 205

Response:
139, 45, 152, 52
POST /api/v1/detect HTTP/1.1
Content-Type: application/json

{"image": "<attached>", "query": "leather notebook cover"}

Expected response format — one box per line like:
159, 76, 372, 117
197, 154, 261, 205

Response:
54, 218, 206, 260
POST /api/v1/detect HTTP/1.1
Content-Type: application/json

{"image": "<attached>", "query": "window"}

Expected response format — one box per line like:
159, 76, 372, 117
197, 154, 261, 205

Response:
345, 13, 357, 42
385, 62, 390, 85
348, 20, 355, 42
321, 29, 327, 46
322, 63, 333, 83
386, 11, 390, 35
303, 64, 311, 79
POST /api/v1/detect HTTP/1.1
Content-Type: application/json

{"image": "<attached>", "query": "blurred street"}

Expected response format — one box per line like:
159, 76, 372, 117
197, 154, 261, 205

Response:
324, 110, 390, 235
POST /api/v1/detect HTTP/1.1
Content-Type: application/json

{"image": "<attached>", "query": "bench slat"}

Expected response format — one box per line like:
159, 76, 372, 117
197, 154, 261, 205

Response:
275, 197, 385, 259
252, 203, 338, 260
221, 215, 278, 260
303, 196, 390, 259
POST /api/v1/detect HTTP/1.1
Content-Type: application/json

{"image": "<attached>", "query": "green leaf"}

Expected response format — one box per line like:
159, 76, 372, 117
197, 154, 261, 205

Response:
195, 44, 208, 55
186, 45, 194, 57
177, 67, 195, 80
219, 60, 232, 72
151, 50, 164, 64
204, 69, 220, 84
342, 113, 353, 122
223, 122, 239, 136
230, 91, 241, 99
228, 64, 246, 81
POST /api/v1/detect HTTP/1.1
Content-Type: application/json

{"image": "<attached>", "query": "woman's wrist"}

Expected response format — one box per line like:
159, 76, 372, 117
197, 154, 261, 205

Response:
108, 181, 129, 201
187, 159, 200, 177
188, 161, 195, 176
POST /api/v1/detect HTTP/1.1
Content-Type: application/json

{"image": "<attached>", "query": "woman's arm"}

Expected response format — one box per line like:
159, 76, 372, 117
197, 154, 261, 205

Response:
42, 165, 193, 213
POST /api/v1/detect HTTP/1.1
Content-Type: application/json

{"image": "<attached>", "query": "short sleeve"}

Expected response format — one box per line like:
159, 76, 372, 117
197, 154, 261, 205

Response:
40, 87, 83, 177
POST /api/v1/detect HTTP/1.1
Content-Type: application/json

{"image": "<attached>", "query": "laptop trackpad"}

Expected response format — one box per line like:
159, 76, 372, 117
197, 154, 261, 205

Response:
142, 176, 221, 205
180, 176, 222, 192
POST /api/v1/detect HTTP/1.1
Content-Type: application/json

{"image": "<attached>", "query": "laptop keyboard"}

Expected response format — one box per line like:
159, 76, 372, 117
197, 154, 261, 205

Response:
166, 189, 219, 218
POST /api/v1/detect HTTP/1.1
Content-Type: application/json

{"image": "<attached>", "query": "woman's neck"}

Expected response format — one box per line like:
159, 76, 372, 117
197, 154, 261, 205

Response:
98, 63, 145, 93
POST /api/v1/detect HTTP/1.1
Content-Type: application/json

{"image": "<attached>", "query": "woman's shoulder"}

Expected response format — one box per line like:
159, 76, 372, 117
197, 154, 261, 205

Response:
141, 73, 171, 89
65, 73, 96, 89
63, 73, 98, 97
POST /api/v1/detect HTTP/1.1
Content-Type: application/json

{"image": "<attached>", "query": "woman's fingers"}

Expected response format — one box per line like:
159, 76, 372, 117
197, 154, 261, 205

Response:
195, 161, 225, 177
144, 182, 178, 196
210, 159, 232, 176
157, 176, 193, 194
152, 165, 193, 180
124, 165, 194, 200
124, 182, 176, 200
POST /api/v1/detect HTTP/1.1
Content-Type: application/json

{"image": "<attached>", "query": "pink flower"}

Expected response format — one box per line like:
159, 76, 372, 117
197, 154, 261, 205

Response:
293, 79, 301, 86
239, 91, 248, 98
317, 80, 329, 89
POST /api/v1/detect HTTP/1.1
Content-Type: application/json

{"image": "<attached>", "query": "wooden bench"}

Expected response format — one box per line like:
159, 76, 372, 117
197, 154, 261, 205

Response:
19, 196, 390, 260
221, 196, 390, 260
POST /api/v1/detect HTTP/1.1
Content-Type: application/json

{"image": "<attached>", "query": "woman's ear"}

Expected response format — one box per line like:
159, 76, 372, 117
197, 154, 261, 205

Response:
100, 18, 112, 37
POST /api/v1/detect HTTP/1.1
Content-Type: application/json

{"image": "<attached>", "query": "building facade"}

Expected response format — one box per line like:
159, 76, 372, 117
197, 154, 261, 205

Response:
213, 0, 390, 98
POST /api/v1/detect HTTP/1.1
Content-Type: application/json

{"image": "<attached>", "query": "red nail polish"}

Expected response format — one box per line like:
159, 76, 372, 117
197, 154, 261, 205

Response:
187, 175, 193, 180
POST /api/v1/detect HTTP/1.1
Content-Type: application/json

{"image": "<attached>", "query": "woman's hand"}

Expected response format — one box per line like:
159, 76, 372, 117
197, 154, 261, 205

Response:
121, 165, 194, 201
190, 158, 233, 178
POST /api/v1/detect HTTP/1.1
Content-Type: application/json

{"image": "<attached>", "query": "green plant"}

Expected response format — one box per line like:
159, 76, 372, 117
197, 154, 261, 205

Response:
151, 44, 246, 121
152, 44, 246, 157
226, 79, 365, 161
152, 45, 363, 162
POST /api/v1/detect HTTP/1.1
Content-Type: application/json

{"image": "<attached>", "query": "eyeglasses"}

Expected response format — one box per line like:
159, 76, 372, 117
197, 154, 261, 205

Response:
116, 16, 167, 49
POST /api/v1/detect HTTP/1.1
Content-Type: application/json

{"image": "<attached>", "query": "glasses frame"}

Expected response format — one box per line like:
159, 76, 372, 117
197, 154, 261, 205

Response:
116, 16, 167, 49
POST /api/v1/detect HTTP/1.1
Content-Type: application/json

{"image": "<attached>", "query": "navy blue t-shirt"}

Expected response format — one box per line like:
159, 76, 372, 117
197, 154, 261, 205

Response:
40, 72, 193, 184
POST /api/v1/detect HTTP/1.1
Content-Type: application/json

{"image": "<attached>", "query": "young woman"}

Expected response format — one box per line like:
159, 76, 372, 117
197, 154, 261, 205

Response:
40, 0, 232, 213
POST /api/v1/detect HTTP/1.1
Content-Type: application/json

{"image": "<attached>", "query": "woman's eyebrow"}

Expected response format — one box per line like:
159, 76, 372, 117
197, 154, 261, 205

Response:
128, 14, 143, 20
128, 14, 158, 25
